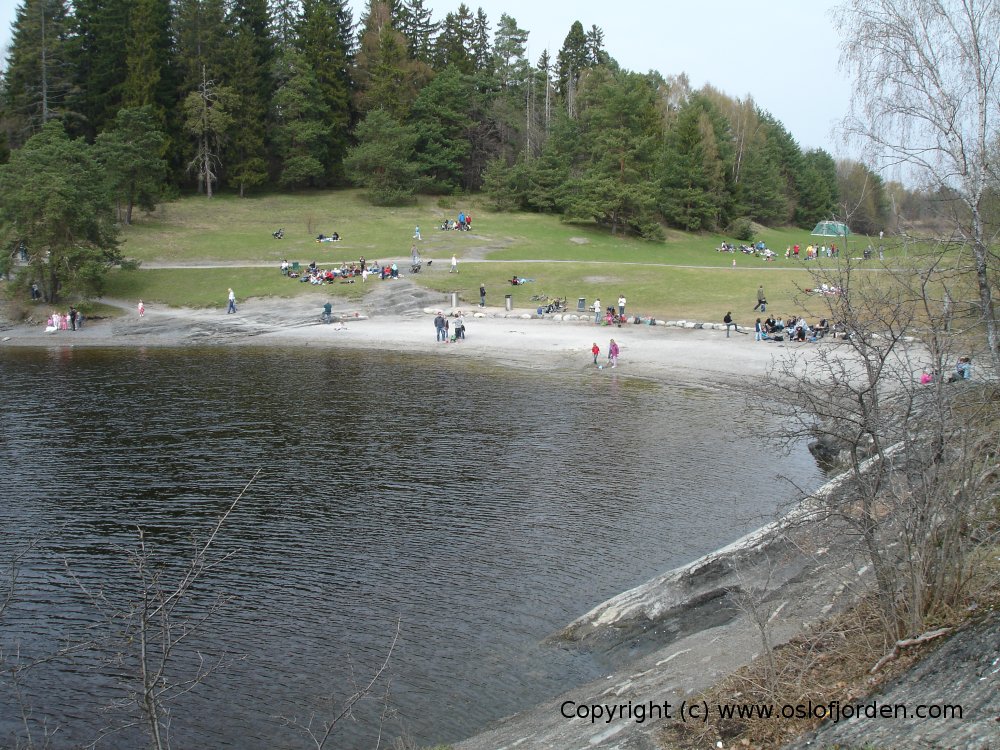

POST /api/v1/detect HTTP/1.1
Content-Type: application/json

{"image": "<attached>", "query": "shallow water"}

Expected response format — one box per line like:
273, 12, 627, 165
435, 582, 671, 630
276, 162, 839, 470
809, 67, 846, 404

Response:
0, 346, 823, 748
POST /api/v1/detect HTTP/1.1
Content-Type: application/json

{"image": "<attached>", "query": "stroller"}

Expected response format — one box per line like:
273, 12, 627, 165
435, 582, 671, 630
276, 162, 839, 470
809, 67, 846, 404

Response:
272, 228, 284, 239
410, 262, 422, 274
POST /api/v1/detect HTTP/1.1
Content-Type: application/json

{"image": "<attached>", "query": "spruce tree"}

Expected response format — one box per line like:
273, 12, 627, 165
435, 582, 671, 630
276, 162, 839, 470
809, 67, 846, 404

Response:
296, 0, 354, 182
1, 0, 74, 146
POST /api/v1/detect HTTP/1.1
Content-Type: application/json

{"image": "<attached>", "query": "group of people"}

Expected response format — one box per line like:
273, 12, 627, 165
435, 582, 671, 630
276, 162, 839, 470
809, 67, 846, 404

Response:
717, 241, 775, 259
921, 356, 974, 384
281, 257, 389, 283
591, 339, 620, 368
433, 311, 466, 342
43, 307, 82, 332
440, 212, 472, 231
753, 315, 831, 342
786, 244, 839, 260
591, 295, 628, 326
315, 232, 341, 242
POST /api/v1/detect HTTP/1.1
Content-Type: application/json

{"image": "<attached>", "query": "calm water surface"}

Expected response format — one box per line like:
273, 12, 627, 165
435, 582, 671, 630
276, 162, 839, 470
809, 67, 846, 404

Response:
0, 347, 823, 748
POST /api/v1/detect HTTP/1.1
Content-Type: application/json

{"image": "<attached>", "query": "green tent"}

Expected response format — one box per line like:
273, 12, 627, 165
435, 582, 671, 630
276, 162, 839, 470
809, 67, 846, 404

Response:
811, 221, 851, 237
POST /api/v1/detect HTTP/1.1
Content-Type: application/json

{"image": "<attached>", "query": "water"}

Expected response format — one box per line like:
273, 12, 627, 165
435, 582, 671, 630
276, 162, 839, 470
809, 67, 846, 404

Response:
0, 347, 823, 749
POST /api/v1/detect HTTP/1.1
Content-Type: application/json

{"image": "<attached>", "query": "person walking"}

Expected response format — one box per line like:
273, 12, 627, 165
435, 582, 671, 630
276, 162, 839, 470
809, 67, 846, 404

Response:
414, 226, 421, 240
592, 342, 600, 364
593, 298, 602, 324
137, 300, 145, 318
479, 283, 486, 307
618, 294, 627, 318
724, 311, 734, 337
227, 288, 237, 314
754, 318, 764, 341
450, 255, 458, 273
753, 285, 766, 312
608, 338, 620, 368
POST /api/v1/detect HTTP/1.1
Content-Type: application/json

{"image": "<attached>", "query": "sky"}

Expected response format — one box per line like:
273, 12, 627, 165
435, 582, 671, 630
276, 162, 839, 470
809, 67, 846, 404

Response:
0, 0, 853, 156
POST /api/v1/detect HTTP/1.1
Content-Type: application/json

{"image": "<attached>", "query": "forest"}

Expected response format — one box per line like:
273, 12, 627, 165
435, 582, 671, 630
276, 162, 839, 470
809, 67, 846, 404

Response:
1, 0, 902, 238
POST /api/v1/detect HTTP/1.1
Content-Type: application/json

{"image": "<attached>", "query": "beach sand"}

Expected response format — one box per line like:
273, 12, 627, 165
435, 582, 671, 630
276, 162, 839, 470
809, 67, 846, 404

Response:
1, 283, 817, 389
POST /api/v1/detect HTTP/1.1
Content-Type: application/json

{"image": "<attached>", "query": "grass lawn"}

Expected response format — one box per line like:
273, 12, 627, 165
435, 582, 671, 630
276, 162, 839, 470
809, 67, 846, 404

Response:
110, 189, 911, 320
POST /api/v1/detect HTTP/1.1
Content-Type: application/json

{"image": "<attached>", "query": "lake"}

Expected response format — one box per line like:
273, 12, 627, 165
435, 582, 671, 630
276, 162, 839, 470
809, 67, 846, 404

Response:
0, 346, 823, 748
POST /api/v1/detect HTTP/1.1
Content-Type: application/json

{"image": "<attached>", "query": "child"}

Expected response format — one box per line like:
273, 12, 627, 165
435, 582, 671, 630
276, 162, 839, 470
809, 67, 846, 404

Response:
592, 342, 600, 364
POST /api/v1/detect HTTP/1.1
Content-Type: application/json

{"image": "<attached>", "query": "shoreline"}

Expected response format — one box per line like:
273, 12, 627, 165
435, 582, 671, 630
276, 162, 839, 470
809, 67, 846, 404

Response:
0, 290, 826, 391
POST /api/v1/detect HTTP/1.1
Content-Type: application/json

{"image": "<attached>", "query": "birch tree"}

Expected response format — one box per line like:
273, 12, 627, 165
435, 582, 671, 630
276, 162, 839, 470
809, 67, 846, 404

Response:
837, 0, 1000, 369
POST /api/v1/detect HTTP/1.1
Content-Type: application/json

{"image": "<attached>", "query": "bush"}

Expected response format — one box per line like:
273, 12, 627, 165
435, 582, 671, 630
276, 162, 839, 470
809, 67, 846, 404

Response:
728, 217, 755, 242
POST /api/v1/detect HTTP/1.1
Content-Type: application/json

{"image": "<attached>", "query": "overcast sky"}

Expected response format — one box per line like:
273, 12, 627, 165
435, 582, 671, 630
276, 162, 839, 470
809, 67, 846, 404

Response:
0, 0, 853, 155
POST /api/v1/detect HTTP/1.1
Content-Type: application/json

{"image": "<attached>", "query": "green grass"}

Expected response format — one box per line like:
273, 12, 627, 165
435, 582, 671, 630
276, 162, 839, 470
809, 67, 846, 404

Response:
112, 189, 910, 319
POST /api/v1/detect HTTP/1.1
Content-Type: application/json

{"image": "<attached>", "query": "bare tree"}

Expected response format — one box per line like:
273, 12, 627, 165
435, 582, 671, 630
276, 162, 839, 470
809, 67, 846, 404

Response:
183, 67, 235, 198
757, 257, 999, 641
73, 470, 259, 749
837, 0, 1000, 370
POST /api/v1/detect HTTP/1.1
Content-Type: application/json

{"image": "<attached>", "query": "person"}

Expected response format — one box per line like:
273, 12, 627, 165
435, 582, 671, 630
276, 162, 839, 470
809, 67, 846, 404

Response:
30, 283, 40, 301
955, 356, 972, 380
723, 311, 734, 338
454, 313, 465, 340
280, 259, 289, 274
618, 294, 626, 317
411, 245, 420, 265
920, 370, 933, 385
322, 301, 332, 323
227, 288, 236, 314
753, 285, 766, 312
608, 338, 620, 368
362, 266, 369, 283
451, 255, 458, 273
754, 318, 764, 341
390, 263, 398, 278
592, 342, 600, 364
479, 283, 486, 307
68, 306, 78, 331
593, 298, 602, 324
414, 226, 421, 240
137, 300, 145, 318
434, 312, 446, 341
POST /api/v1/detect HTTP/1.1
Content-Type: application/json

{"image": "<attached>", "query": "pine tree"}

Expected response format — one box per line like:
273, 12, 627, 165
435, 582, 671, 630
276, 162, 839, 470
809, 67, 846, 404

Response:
344, 107, 420, 204
0, 0, 74, 146
795, 148, 838, 227
471, 8, 492, 74
410, 65, 475, 191
183, 66, 235, 197
0, 120, 121, 301
94, 105, 168, 224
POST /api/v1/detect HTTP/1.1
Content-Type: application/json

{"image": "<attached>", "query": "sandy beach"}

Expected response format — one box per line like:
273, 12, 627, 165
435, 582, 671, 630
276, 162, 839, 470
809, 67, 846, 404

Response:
0, 280, 821, 388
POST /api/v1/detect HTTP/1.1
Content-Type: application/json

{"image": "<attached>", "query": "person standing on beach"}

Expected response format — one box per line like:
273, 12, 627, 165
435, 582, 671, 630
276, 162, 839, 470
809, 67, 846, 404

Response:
138, 300, 145, 318
608, 338, 620, 368
227, 288, 237, 314
724, 311, 734, 337
618, 294, 626, 318
434, 312, 446, 341
479, 283, 486, 307
753, 285, 766, 312
593, 298, 601, 324
69, 306, 78, 330
592, 342, 600, 364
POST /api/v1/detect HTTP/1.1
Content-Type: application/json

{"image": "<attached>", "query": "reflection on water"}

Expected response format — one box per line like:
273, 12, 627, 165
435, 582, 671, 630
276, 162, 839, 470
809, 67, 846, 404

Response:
0, 347, 823, 748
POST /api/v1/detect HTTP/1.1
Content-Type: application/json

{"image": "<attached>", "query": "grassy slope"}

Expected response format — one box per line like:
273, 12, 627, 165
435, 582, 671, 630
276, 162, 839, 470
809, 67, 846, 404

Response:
111, 189, 880, 321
